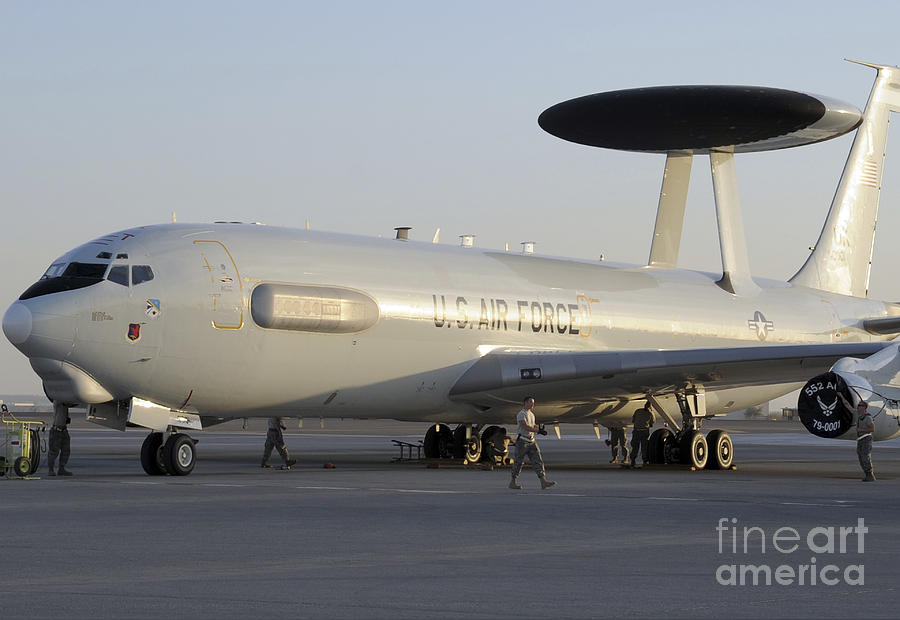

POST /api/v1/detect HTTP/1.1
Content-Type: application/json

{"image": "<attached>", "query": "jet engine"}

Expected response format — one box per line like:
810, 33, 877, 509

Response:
798, 371, 855, 438
799, 348, 900, 442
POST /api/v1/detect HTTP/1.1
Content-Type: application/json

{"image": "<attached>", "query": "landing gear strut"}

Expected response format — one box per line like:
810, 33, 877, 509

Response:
646, 392, 733, 470
140, 431, 197, 476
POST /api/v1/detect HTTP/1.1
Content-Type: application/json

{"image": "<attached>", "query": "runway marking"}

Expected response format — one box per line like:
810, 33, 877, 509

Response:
204, 484, 246, 487
295, 486, 359, 491
780, 502, 854, 507
646, 496, 700, 501
370, 488, 469, 494
119, 481, 161, 485
521, 493, 586, 497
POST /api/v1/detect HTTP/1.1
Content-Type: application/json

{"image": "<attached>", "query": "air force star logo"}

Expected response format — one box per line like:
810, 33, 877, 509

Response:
748, 311, 774, 341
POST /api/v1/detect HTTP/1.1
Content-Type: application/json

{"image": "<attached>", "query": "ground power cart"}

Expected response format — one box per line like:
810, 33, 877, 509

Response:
1, 404, 44, 478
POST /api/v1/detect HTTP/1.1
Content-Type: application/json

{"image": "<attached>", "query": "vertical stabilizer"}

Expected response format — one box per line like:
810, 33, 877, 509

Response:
790, 61, 900, 297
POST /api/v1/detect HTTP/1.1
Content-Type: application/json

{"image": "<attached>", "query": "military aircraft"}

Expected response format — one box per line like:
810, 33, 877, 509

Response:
4, 60, 900, 476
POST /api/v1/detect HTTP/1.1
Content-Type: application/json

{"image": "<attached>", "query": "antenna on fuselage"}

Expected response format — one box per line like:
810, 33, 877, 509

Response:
538, 84, 863, 296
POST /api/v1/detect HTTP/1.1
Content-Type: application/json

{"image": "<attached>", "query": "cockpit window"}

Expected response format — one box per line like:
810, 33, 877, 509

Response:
107, 265, 129, 286
41, 263, 68, 280
62, 263, 108, 278
21, 262, 110, 300
132, 265, 154, 285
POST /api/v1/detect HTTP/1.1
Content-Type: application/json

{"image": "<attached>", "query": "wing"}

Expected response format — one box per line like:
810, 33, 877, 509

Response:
448, 341, 890, 406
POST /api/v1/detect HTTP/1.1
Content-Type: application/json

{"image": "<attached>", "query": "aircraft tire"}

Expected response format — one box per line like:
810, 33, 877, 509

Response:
140, 432, 167, 476
680, 431, 708, 469
13, 456, 31, 477
480, 426, 509, 464
705, 430, 733, 470
648, 429, 670, 464
464, 433, 482, 463
164, 433, 196, 476
451, 425, 467, 459
423, 424, 453, 459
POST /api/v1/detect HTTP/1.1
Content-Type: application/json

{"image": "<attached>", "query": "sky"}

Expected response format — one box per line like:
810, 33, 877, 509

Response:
2, 0, 900, 395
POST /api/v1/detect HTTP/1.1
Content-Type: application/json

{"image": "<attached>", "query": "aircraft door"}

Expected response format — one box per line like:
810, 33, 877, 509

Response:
193, 240, 244, 329
576, 293, 596, 338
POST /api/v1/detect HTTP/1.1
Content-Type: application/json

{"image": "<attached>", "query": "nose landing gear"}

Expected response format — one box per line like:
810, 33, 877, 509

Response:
140, 431, 197, 476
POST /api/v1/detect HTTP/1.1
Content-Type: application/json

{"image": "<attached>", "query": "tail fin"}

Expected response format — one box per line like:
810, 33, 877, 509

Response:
790, 61, 900, 297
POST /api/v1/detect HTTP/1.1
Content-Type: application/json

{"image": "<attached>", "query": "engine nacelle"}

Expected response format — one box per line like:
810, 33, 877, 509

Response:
799, 370, 900, 441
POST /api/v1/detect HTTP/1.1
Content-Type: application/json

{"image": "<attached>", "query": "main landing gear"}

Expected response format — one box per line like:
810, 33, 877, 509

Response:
140, 431, 197, 476
645, 392, 734, 470
422, 423, 510, 466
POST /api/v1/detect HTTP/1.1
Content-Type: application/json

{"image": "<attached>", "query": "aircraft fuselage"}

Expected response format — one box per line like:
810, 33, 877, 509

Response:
6, 223, 892, 425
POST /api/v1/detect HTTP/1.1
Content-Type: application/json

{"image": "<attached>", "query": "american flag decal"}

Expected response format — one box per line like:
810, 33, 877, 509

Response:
857, 160, 879, 188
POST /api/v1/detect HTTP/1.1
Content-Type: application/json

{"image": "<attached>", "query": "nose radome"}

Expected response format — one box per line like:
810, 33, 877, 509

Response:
3, 302, 33, 346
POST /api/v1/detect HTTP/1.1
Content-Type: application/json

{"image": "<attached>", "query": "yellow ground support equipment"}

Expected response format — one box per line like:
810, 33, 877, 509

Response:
1, 404, 45, 478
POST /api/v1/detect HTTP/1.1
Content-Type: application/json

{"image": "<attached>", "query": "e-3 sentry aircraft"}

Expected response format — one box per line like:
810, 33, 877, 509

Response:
5, 60, 900, 476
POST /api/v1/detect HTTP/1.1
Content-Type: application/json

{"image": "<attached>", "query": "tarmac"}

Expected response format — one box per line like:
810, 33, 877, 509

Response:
1, 418, 898, 620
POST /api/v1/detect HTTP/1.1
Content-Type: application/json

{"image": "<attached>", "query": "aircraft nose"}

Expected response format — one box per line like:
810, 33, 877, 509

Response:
3, 298, 76, 361
2, 301, 33, 347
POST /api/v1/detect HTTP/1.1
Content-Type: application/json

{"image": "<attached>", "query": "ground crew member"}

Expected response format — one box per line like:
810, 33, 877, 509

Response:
839, 394, 875, 481
48, 402, 72, 477
261, 417, 296, 470
509, 396, 556, 490
630, 402, 654, 468
608, 426, 628, 464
